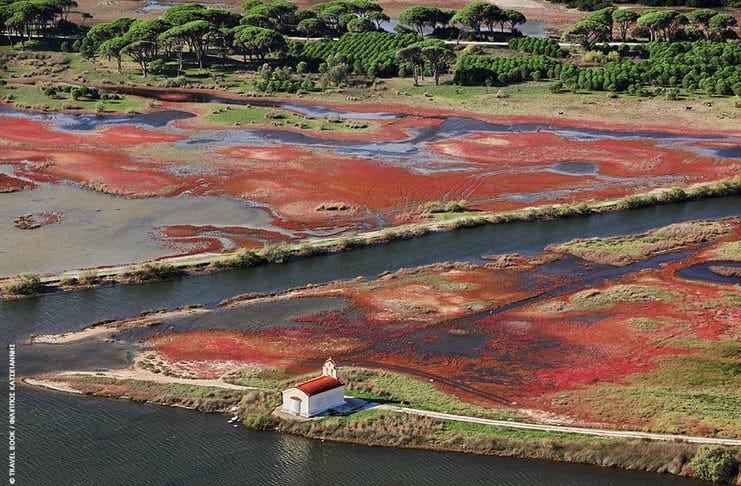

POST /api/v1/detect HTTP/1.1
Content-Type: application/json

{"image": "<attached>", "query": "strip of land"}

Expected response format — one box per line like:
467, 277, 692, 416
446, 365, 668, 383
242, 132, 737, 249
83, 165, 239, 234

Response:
380, 406, 741, 446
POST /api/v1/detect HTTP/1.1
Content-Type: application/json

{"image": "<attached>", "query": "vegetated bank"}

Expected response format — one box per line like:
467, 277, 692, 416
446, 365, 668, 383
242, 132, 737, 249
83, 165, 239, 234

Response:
1, 177, 738, 300
28, 369, 741, 484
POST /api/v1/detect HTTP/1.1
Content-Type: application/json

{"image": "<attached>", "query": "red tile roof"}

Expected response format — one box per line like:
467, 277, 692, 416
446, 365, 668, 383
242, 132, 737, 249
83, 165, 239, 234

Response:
294, 375, 343, 396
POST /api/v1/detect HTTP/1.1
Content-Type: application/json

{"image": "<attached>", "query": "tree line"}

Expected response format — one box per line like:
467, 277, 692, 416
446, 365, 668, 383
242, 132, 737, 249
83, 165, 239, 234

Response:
548, 0, 731, 13
0, 0, 86, 46
562, 6, 737, 45
59, 0, 520, 78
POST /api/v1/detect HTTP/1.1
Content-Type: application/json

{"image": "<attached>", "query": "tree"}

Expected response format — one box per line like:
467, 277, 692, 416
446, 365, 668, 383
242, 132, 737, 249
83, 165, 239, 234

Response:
689, 446, 738, 484
349, 0, 383, 18
54, 0, 77, 21
241, 13, 275, 29
398, 6, 446, 35
708, 13, 737, 38
561, 19, 609, 47
83, 17, 135, 53
504, 9, 526, 32
686, 8, 717, 37
396, 44, 424, 84
297, 17, 325, 38
319, 53, 349, 87
122, 40, 158, 77
313, 1, 352, 34
160, 19, 216, 69
98, 36, 128, 73
367, 10, 389, 30
612, 9, 638, 42
451, 2, 489, 35
481, 4, 505, 33
421, 44, 455, 85
244, 1, 297, 33
120, 19, 168, 77
232, 25, 286, 61
399, 6, 429, 35
637, 10, 686, 42
163, 3, 208, 26
586, 7, 615, 40
346, 16, 374, 32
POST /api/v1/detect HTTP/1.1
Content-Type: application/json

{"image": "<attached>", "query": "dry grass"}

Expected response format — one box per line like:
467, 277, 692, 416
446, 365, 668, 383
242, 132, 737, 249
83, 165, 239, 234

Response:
554, 220, 731, 266
538, 284, 677, 313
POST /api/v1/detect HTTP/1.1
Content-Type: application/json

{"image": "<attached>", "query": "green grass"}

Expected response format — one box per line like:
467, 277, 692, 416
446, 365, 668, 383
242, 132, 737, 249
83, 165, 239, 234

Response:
226, 366, 523, 421
558, 220, 730, 265
342, 368, 525, 421
0, 84, 146, 113
409, 273, 476, 292
709, 241, 741, 262
281, 407, 719, 481
204, 105, 374, 132
440, 420, 605, 442
223, 367, 300, 389
398, 84, 495, 100
559, 284, 678, 312
553, 342, 741, 437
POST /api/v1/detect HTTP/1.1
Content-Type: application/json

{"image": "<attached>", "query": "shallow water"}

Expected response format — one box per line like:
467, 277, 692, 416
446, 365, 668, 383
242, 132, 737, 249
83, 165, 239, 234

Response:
550, 161, 598, 175
677, 261, 741, 285
0, 105, 195, 129
172, 111, 740, 174
0, 181, 284, 276
119, 295, 352, 343
12, 387, 701, 486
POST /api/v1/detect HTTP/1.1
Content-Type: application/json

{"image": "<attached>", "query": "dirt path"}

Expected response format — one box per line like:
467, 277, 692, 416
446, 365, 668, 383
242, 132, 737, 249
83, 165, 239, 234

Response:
380, 405, 741, 446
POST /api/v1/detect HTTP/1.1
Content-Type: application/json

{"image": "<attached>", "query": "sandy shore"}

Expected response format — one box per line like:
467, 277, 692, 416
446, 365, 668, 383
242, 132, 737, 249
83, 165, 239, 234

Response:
33, 324, 118, 344
56, 368, 255, 391
22, 378, 83, 394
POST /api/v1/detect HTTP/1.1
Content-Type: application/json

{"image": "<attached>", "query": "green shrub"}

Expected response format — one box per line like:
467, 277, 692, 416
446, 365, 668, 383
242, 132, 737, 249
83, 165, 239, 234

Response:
4, 273, 43, 295
242, 412, 277, 431
78, 269, 99, 285
689, 446, 739, 484
122, 263, 184, 283
262, 245, 292, 264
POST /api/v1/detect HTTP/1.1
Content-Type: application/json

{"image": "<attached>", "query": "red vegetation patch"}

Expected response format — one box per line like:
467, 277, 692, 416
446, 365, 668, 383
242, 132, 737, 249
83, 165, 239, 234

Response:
148, 328, 368, 372
151, 330, 283, 364
429, 131, 733, 182
1, 99, 737, 249
142, 225, 740, 418
0, 173, 34, 192
0, 148, 185, 197
0, 115, 89, 145
159, 224, 293, 253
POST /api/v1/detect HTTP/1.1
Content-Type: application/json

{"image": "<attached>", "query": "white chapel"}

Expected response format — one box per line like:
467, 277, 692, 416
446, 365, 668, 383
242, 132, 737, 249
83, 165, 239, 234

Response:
281, 358, 345, 418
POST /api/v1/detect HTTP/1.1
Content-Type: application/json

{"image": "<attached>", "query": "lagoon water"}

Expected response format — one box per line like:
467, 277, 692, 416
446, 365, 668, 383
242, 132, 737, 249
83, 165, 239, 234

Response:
3, 197, 737, 485
14, 387, 701, 485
